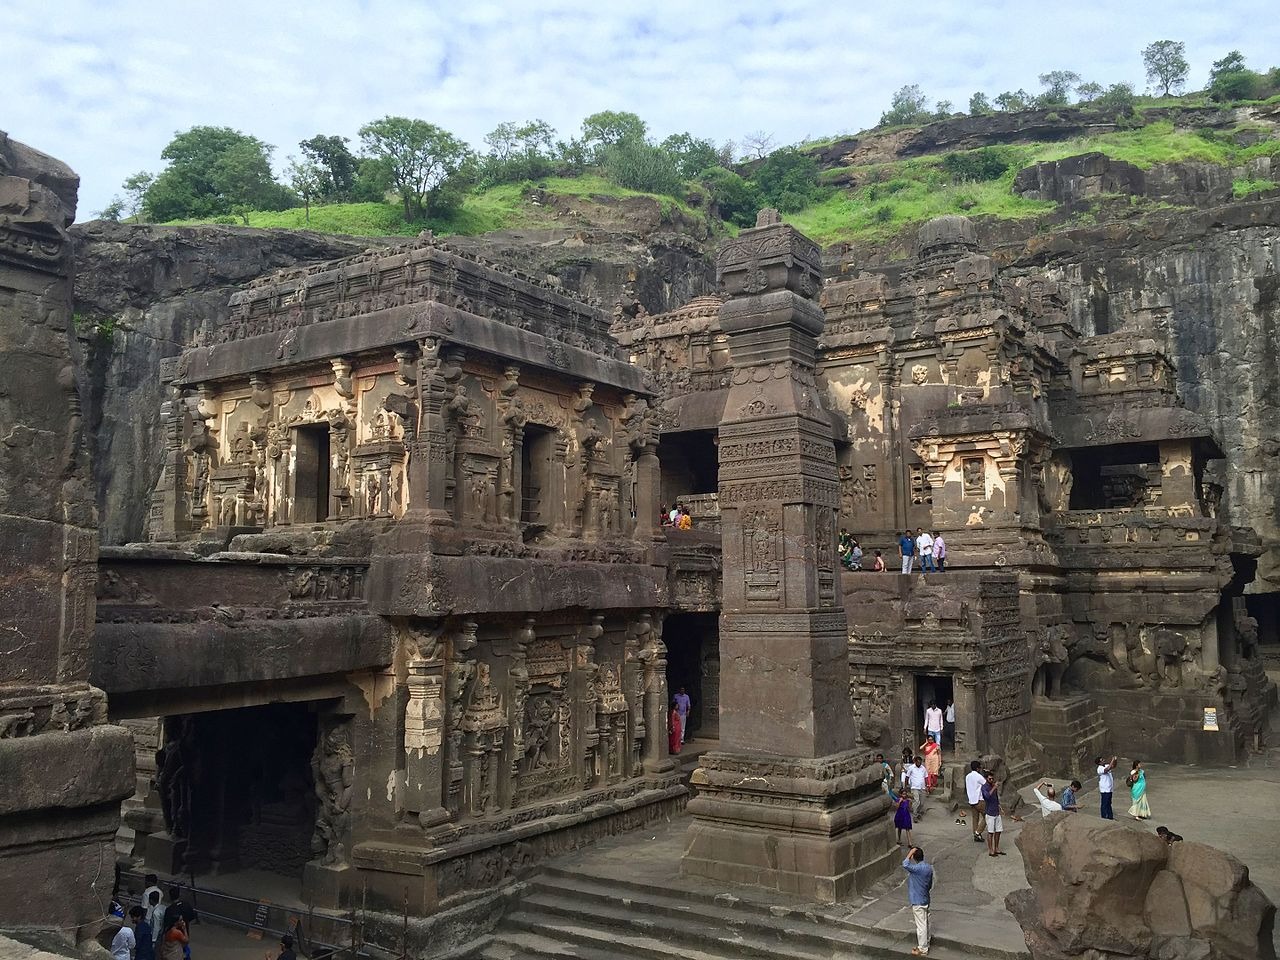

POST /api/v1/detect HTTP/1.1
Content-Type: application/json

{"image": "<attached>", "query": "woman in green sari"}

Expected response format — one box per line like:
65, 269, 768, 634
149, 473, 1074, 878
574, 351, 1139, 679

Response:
1127, 760, 1151, 820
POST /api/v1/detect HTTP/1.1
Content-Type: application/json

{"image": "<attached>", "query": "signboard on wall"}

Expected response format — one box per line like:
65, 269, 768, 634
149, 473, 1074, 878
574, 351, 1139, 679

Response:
246, 900, 271, 939
1203, 707, 1219, 732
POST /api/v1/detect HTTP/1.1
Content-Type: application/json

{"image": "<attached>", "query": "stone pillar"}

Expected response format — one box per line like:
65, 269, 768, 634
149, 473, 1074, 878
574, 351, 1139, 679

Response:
0, 132, 134, 944
403, 626, 448, 828
682, 210, 894, 901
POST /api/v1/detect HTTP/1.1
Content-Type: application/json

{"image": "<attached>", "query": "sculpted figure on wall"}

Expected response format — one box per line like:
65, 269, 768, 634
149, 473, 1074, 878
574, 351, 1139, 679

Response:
311, 721, 355, 865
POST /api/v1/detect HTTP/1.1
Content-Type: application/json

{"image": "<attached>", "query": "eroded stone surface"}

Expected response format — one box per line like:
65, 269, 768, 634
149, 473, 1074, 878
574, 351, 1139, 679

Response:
0, 131, 133, 945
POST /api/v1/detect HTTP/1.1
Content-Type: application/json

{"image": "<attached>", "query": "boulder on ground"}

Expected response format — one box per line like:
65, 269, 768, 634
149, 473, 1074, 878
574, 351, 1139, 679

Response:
1008, 813, 1275, 960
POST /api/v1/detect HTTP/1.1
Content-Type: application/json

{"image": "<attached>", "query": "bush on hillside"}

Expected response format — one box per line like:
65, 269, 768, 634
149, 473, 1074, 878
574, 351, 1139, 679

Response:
752, 148, 827, 213
942, 148, 1014, 182
699, 166, 761, 226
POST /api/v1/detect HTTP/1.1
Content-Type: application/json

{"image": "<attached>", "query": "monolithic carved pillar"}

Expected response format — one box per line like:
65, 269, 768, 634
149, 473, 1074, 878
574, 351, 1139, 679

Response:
403, 625, 448, 828
0, 134, 133, 943
683, 209, 894, 902
636, 613, 674, 774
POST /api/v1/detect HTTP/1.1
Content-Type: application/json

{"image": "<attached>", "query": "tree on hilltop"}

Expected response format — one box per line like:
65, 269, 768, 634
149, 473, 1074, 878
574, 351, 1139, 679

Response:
1037, 71, 1081, 106
1076, 81, 1104, 102
358, 116, 473, 220
741, 131, 777, 160
481, 119, 557, 184
878, 84, 932, 127
140, 126, 294, 222
299, 134, 358, 201
1142, 40, 1189, 97
1207, 50, 1261, 102
285, 157, 326, 223
994, 89, 1032, 112
580, 111, 647, 159
968, 92, 993, 115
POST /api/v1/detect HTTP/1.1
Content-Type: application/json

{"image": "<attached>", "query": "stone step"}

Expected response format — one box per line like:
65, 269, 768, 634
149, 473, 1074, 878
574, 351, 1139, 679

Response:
522, 869, 1022, 960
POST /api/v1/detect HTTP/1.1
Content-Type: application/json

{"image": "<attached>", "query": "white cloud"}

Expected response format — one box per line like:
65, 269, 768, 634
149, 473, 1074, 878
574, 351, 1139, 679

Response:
1, 0, 1275, 219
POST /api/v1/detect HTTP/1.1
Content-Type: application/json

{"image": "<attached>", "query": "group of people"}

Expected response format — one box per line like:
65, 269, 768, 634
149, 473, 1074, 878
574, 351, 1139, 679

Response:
659, 502, 693, 530
898, 528, 946, 574
110, 876, 299, 960
1094, 755, 1153, 821
836, 528, 950, 574
109, 879, 195, 960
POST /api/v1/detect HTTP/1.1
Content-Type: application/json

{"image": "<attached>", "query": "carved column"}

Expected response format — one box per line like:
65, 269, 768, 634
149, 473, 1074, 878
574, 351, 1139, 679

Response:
635, 613, 674, 774
682, 209, 894, 902
443, 621, 478, 817
403, 625, 448, 828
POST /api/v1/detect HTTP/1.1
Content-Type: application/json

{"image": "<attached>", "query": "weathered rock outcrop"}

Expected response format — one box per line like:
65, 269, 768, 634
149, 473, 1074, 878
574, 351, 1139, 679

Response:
1009, 814, 1275, 960
1014, 151, 1277, 208
0, 132, 134, 946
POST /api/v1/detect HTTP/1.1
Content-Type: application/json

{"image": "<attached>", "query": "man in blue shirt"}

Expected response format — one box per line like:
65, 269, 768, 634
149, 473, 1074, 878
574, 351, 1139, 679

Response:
899, 529, 916, 574
903, 846, 934, 955
1059, 779, 1081, 812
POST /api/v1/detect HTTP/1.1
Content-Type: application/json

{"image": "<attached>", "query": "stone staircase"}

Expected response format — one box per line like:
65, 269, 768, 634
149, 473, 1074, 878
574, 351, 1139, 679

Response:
474, 865, 1028, 960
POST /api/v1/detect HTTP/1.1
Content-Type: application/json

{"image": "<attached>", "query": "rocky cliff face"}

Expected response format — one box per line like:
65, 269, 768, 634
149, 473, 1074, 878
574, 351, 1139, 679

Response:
71, 220, 714, 544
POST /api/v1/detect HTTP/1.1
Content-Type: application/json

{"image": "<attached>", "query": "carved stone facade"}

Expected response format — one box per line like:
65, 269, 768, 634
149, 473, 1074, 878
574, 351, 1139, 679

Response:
637, 213, 1272, 770
111, 233, 681, 918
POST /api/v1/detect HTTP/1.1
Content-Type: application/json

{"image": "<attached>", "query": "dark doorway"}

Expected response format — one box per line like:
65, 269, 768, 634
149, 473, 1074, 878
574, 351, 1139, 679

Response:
1067, 443, 1161, 510
658, 430, 719, 506
522, 425, 554, 525
294, 425, 331, 523
664, 612, 719, 740
914, 673, 953, 745
159, 702, 319, 880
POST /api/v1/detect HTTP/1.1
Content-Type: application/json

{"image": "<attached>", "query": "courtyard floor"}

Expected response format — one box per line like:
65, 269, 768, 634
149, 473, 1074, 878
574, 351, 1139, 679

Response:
189, 757, 1280, 959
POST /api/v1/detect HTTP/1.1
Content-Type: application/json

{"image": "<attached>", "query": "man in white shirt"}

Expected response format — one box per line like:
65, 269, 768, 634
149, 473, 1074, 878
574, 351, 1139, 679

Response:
1033, 780, 1064, 815
923, 701, 943, 745
111, 908, 143, 960
906, 756, 928, 819
1096, 755, 1117, 819
965, 760, 986, 842
916, 528, 935, 573
943, 699, 956, 748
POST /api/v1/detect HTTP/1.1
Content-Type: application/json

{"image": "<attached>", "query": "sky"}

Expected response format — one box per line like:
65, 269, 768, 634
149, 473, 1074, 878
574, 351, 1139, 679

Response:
4, 0, 1276, 221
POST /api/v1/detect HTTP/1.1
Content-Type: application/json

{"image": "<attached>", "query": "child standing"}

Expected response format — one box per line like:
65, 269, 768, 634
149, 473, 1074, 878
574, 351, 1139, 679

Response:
893, 789, 914, 846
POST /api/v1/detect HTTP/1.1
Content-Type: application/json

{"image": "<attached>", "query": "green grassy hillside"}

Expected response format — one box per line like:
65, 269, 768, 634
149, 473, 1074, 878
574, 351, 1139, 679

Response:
156, 115, 1279, 247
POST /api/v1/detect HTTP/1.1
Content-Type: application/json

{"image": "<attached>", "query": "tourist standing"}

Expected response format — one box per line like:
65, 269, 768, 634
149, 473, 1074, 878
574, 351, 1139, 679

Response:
158, 919, 188, 960
1059, 779, 1081, 812
668, 702, 682, 755
673, 686, 692, 743
111, 907, 144, 960
1127, 760, 1151, 820
916, 528, 935, 573
982, 772, 1005, 856
943, 698, 955, 748
919, 737, 942, 791
893, 789, 914, 846
877, 753, 894, 795
274, 934, 297, 960
141, 875, 163, 917
1096, 755, 1117, 820
145, 890, 165, 947
902, 846, 934, 956
933, 532, 947, 572
899, 529, 916, 574
923, 700, 943, 745
965, 760, 986, 842
1033, 780, 1063, 815
907, 755, 928, 819
135, 907, 155, 960
161, 887, 197, 937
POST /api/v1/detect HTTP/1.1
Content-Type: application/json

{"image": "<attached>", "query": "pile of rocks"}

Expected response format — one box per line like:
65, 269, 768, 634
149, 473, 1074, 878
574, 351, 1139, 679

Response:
1008, 814, 1275, 960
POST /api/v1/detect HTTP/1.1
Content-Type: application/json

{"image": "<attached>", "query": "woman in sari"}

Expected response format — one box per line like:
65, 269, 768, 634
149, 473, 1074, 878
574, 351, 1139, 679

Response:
668, 702, 683, 755
1127, 759, 1151, 820
919, 738, 942, 792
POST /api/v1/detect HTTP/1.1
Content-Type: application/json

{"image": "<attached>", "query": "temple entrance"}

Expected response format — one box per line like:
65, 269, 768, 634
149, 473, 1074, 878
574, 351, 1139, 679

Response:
663, 613, 719, 740
294, 424, 331, 522
152, 702, 319, 882
522, 425, 555, 526
914, 673, 953, 745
